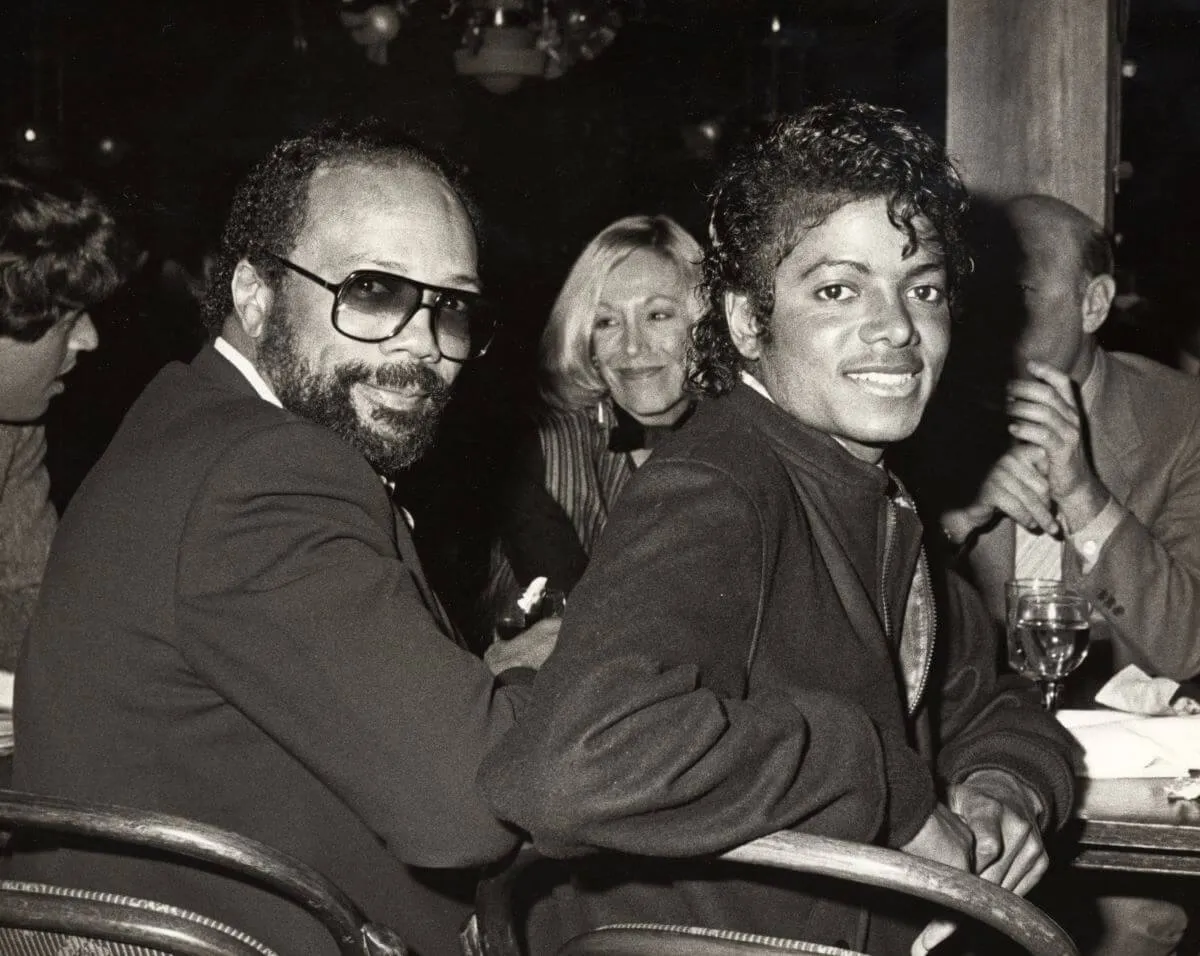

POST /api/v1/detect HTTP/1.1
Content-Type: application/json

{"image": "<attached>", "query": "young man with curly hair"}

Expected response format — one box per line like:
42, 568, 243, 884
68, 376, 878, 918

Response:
481, 101, 1079, 956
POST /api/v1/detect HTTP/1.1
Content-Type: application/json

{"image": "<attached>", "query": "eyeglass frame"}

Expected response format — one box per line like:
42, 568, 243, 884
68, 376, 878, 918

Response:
259, 250, 496, 361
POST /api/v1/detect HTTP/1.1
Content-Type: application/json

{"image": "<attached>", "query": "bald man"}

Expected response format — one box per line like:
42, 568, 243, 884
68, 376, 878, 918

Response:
943, 194, 1200, 684
938, 194, 1197, 956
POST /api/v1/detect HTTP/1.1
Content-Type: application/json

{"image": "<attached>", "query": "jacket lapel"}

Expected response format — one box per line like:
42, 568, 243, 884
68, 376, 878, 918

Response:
196, 343, 466, 646
796, 493, 888, 646
392, 506, 464, 648
1085, 350, 1141, 508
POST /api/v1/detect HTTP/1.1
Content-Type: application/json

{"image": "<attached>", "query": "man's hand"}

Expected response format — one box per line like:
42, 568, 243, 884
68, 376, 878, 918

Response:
941, 442, 1055, 543
901, 804, 975, 955
483, 618, 561, 676
949, 772, 1048, 897
1006, 361, 1108, 532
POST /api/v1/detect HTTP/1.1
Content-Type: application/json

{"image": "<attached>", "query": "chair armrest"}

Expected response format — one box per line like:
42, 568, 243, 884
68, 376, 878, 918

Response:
0, 789, 383, 956
720, 831, 1076, 956
0, 887, 272, 956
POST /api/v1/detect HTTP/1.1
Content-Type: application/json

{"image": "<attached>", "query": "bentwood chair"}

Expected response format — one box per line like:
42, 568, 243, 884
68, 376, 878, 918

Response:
0, 788, 407, 956
474, 830, 1080, 956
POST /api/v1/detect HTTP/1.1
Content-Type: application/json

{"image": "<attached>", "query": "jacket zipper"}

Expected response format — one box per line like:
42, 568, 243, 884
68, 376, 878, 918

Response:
879, 501, 896, 643
908, 541, 937, 716
884, 484, 939, 716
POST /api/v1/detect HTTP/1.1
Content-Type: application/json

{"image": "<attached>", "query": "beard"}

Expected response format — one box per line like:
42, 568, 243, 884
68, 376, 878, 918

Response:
256, 309, 452, 479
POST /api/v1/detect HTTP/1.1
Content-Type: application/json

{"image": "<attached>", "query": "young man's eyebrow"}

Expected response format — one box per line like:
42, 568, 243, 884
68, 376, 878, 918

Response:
901, 259, 947, 278
797, 258, 870, 280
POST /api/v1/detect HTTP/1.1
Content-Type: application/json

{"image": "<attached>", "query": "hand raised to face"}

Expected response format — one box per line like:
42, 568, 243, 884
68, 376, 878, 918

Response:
940, 441, 1055, 543
1005, 361, 1109, 532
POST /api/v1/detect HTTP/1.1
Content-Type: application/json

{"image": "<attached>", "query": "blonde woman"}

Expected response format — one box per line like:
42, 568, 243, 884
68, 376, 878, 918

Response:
491, 214, 704, 609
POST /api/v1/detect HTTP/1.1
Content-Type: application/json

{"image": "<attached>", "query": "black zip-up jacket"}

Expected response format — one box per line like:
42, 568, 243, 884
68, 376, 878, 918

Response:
481, 383, 1077, 956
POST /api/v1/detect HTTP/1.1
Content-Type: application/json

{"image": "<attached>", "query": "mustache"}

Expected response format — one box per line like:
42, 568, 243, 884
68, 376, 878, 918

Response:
338, 360, 451, 398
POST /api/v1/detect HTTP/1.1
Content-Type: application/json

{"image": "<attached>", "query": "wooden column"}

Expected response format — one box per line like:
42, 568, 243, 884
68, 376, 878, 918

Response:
946, 0, 1122, 228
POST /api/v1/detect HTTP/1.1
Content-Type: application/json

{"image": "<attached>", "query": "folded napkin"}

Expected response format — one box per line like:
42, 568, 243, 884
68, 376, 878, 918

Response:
1058, 709, 1200, 778
1094, 664, 1200, 715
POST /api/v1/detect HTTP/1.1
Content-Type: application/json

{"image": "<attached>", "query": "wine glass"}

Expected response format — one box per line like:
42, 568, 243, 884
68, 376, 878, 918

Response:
1009, 588, 1092, 711
493, 587, 567, 642
1004, 577, 1060, 682
1004, 578, 1062, 638
539, 589, 567, 620
494, 602, 527, 642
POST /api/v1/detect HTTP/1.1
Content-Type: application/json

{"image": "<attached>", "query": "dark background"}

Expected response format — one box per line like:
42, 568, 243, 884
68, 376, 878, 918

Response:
3, 0, 1198, 637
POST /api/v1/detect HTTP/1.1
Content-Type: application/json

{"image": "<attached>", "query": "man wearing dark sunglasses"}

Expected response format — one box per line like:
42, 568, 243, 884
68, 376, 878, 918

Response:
13, 123, 532, 956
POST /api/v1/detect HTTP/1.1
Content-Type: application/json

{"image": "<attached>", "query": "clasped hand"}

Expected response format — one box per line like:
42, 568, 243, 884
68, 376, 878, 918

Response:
942, 360, 1107, 542
903, 774, 1047, 955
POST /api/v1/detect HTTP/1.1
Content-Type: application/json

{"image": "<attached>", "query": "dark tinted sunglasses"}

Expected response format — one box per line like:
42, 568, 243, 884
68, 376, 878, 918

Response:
262, 251, 495, 362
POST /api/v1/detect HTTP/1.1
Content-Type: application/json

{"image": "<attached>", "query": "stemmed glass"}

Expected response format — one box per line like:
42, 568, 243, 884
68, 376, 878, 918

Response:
494, 587, 566, 641
1007, 587, 1093, 711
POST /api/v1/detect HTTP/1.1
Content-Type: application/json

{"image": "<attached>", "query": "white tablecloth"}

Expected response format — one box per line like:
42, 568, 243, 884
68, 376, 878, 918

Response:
1058, 709, 1200, 778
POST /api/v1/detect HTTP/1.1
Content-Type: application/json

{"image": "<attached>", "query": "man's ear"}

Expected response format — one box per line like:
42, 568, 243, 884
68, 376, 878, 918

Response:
725, 291, 764, 360
230, 259, 274, 340
1082, 273, 1115, 336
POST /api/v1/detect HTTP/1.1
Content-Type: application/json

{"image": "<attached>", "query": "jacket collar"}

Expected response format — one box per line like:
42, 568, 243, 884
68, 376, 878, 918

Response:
192, 341, 262, 400
607, 399, 697, 453
725, 382, 892, 497
725, 383, 933, 713
213, 336, 282, 407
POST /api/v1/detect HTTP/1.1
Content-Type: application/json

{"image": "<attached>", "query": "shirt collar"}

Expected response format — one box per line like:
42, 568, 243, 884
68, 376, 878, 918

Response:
213, 336, 283, 408
1079, 346, 1105, 414
739, 369, 774, 402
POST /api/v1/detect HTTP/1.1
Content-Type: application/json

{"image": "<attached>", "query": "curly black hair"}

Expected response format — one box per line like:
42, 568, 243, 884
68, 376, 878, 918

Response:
200, 119, 482, 338
0, 170, 125, 341
690, 100, 971, 396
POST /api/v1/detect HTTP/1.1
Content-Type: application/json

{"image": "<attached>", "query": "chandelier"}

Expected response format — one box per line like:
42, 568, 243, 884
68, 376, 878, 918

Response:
339, 0, 623, 92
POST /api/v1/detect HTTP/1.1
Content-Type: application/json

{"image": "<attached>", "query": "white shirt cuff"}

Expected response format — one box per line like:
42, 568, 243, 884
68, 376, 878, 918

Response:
1069, 496, 1124, 572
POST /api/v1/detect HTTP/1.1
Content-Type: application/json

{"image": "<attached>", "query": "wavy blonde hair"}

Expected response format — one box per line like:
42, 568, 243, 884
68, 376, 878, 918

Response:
540, 214, 703, 411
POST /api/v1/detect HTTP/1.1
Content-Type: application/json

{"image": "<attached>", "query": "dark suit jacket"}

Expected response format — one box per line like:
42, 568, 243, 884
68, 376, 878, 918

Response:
13, 345, 525, 956
963, 350, 1200, 680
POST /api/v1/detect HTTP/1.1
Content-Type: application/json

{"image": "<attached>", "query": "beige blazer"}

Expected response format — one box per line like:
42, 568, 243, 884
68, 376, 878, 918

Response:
963, 350, 1200, 679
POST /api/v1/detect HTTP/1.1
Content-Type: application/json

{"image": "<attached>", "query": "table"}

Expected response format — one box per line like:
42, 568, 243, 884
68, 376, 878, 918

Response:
1068, 776, 1200, 876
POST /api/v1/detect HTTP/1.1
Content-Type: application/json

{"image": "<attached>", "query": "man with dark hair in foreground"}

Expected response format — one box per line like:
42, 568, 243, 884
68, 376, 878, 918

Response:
0, 170, 123, 671
13, 126, 533, 956
481, 101, 1078, 956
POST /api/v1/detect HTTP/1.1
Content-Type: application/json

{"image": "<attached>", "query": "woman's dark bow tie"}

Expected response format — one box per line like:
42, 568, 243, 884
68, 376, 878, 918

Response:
607, 401, 696, 453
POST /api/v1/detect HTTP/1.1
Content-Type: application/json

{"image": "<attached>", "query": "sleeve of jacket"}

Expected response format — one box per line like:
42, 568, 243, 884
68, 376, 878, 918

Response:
1068, 431, 1200, 680
0, 425, 56, 670
480, 455, 935, 858
498, 433, 590, 595
930, 567, 1079, 831
175, 419, 525, 868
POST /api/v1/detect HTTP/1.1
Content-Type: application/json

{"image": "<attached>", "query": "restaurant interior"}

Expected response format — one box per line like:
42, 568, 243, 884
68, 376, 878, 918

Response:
2, 2, 1200, 955
5, 0, 1199, 634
